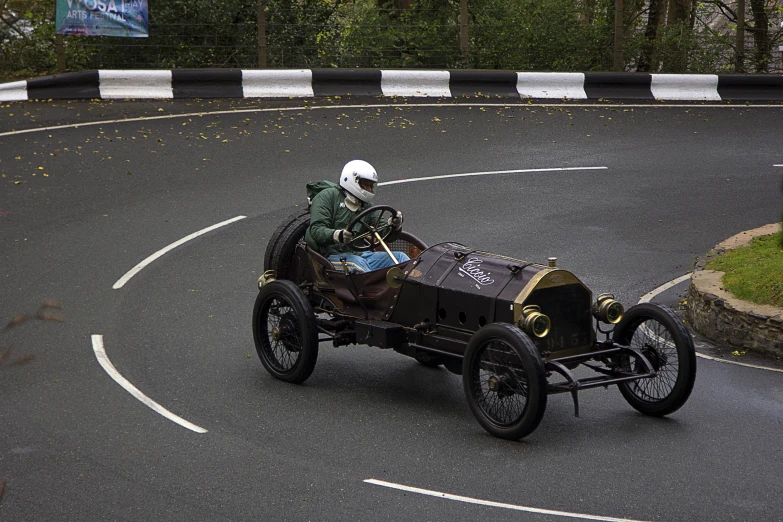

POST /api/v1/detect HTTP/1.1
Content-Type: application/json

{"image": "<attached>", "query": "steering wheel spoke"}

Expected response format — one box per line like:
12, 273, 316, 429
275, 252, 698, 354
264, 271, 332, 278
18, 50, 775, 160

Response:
345, 205, 402, 264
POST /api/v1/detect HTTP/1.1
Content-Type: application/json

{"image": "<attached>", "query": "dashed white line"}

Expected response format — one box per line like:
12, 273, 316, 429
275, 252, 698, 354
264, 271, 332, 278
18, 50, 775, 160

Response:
364, 479, 650, 522
378, 166, 608, 186
91, 334, 207, 433
113, 215, 246, 289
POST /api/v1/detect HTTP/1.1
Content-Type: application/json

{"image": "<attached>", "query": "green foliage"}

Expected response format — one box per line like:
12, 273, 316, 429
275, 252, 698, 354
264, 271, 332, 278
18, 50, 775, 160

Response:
88, 0, 259, 69
469, 0, 613, 71
706, 233, 783, 307
0, 0, 778, 76
266, 0, 337, 67
624, 19, 734, 73
332, 0, 461, 68
0, 1, 57, 77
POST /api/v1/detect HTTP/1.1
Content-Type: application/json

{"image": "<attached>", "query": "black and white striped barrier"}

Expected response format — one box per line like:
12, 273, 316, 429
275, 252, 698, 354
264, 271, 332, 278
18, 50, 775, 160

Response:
2, 69, 782, 102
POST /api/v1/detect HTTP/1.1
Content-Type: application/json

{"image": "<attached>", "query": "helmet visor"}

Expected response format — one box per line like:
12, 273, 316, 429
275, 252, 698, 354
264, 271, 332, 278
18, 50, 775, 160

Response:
359, 178, 376, 193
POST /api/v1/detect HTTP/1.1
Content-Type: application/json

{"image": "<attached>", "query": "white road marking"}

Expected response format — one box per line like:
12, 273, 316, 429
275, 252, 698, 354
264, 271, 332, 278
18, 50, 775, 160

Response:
113, 215, 246, 289
774, 164, 783, 167
379, 166, 608, 186
638, 273, 692, 303
2, 103, 783, 138
638, 274, 783, 373
364, 479, 651, 522
692, 350, 783, 373
91, 334, 208, 433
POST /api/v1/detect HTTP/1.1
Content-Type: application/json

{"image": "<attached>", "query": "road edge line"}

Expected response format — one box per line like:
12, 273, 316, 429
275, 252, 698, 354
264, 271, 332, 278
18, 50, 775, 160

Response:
364, 479, 650, 522
639, 274, 783, 373
91, 334, 208, 433
113, 215, 247, 289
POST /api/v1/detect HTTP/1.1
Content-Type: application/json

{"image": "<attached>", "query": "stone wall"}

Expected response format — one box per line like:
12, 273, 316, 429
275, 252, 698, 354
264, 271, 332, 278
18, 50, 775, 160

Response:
687, 270, 783, 359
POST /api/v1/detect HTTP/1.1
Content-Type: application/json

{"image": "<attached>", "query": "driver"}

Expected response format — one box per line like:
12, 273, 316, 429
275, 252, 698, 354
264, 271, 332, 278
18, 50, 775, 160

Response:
305, 160, 410, 273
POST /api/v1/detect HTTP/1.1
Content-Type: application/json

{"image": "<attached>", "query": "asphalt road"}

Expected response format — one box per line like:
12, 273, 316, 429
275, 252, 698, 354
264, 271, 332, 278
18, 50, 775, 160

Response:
1, 97, 782, 521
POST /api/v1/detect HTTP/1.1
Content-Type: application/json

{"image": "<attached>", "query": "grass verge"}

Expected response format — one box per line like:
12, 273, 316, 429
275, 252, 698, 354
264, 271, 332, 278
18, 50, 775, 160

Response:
706, 230, 783, 308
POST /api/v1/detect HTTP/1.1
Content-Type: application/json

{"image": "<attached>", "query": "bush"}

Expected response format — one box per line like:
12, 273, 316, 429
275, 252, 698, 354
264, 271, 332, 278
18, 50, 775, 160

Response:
333, 0, 460, 68
470, 0, 613, 71
267, 0, 337, 68
624, 20, 734, 74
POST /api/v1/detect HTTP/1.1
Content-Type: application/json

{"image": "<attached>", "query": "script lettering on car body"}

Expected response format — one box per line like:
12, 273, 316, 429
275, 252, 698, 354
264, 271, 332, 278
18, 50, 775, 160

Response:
457, 257, 495, 289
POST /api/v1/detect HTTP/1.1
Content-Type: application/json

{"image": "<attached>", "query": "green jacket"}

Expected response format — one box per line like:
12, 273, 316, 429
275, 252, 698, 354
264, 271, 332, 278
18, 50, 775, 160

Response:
305, 183, 371, 257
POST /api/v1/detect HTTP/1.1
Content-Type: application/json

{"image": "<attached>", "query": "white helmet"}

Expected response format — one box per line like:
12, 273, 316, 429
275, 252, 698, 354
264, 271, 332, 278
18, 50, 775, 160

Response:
339, 160, 378, 203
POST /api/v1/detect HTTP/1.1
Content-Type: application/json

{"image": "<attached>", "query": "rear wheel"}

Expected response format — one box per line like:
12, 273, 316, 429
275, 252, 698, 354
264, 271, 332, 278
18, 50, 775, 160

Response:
613, 303, 696, 416
264, 210, 310, 281
462, 324, 547, 440
253, 279, 318, 384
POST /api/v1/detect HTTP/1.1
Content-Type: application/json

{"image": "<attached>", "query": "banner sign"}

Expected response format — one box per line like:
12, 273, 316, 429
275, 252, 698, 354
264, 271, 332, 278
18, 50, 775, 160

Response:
56, 0, 149, 37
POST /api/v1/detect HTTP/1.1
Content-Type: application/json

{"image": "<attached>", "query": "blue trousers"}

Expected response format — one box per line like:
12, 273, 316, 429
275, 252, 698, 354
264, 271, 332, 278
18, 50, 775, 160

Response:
328, 251, 410, 273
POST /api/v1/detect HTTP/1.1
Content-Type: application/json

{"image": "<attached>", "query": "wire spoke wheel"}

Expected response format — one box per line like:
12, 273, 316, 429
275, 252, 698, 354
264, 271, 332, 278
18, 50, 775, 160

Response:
463, 323, 547, 440
613, 303, 696, 416
263, 299, 303, 372
473, 341, 530, 425
626, 319, 678, 401
253, 280, 318, 384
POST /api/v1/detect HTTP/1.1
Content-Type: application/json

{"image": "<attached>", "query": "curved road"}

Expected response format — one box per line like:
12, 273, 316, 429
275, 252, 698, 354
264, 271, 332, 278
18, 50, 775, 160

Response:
1, 98, 782, 521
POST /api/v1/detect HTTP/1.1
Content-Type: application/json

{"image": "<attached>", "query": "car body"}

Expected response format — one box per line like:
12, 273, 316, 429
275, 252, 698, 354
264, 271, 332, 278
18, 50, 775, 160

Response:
253, 206, 696, 440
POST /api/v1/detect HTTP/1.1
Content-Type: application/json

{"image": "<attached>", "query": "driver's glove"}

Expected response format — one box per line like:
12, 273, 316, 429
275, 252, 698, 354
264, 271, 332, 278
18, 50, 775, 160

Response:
334, 229, 354, 244
388, 211, 403, 230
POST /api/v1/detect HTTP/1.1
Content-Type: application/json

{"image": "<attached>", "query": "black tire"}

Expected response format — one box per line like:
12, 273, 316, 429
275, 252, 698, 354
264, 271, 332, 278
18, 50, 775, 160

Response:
613, 303, 696, 416
263, 210, 310, 281
462, 324, 547, 440
253, 279, 319, 384
414, 350, 443, 368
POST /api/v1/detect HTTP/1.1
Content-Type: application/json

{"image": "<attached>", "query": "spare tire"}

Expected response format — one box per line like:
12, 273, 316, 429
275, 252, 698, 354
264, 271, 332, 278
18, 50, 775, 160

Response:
264, 210, 310, 281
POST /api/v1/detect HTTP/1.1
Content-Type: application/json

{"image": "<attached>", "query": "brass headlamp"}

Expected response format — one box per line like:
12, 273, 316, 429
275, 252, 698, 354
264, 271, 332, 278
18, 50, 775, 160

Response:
518, 305, 551, 338
592, 293, 624, 324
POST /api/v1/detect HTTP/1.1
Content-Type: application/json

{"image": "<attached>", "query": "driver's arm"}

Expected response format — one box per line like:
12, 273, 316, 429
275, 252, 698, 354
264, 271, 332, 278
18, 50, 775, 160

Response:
308, 190, 341, 248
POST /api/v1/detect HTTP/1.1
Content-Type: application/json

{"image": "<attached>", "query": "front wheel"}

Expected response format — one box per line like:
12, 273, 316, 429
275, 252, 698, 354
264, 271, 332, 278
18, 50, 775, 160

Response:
462, 324, 547, 440
253, 279, 319, 384
613, 303, 696, 416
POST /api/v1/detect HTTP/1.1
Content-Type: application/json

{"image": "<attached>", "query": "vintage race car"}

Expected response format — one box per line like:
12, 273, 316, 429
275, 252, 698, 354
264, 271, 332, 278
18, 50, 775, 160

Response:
253, 205, 696, 440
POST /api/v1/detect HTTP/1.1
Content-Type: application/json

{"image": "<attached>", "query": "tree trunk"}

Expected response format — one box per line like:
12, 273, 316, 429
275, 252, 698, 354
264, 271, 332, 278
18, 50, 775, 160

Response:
736, 0, 745, 72
664, 0, 691, 73
638, 0, 665, 71
459, 0, 468, 66
749, 0, 771, 72
668, 0, 690, 23
258, 0, 267, 68
614, 0, 624, 71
